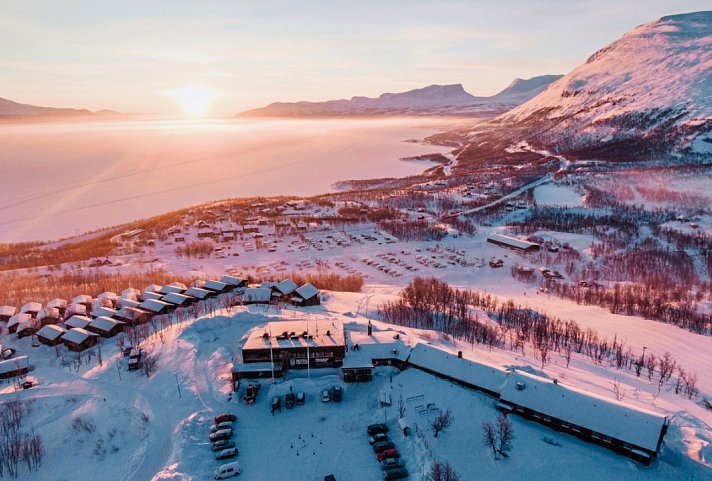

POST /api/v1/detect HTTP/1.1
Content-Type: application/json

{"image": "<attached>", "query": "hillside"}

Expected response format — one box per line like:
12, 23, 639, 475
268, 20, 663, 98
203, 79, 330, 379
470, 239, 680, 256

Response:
238, 76, 562, 117
464, 11, 712, 161
0, 96, 116, 118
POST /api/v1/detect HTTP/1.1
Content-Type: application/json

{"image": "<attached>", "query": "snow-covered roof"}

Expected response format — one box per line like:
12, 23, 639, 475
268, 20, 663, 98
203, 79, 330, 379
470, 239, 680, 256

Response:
294, 283, 319, 300
8, 313, 31, 328
144, 284, 162, 293
115, 307, 146, 321
159, 284, 184, 295
220, 275, 246, 287
203, 280, 228, 292
47, 298, 67, 309
72, 294, 93, 305
67, 303, 87, 316
243, 319, 345, 351
407, 343, 508, 394
0, 356, 29, 375
241, 288, 272, 303
89, 316, 124, 332
0, 305, 17, 317
139, 299, 172, 313
97, 291, 118, 301
37, 324, 66, 341
487, 233, 540, 250
21, 301, 42, 313
62, 328, 96, 344
273, 279, 298, 295
142, 291, 163, 301
162, 293, 191, 305
499, 370, 667, 452
121, 287, 141, 299
92, 306, 117, 319
185, 287, 211, 299
64, 315, 91, 329
38, 307, 60, 321
117, 298, 141, 309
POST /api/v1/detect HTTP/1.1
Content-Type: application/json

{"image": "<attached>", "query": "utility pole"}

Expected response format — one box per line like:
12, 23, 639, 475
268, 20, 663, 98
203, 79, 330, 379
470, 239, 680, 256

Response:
174, 372, 182, 399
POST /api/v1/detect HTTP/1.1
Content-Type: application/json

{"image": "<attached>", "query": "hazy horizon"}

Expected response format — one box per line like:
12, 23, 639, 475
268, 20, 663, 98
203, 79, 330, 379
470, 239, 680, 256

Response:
1, 1, 710, 116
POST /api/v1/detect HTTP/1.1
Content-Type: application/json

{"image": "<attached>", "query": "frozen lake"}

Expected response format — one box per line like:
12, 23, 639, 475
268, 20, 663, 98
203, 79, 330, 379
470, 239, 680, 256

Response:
0, 117, 457, 242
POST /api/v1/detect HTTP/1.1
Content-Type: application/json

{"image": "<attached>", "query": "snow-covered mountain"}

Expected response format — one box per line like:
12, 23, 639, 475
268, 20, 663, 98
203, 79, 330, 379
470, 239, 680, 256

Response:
494, 11, 712, 159
238, 76, 561, 117
0, 96, 116, 118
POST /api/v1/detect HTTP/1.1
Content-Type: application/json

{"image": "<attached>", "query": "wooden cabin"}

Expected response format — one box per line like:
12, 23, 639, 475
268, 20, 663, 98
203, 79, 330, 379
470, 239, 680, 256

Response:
37, 324, 66, 346
87, 317, 125, 338
292, 283, 320, 307
62, 328, 99, 352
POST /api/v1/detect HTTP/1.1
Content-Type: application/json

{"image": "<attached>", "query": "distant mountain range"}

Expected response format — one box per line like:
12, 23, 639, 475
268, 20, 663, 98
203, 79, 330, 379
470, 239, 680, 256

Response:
0, 97, 118, 118
238, 75, 563, 117
459, 11, 712, 161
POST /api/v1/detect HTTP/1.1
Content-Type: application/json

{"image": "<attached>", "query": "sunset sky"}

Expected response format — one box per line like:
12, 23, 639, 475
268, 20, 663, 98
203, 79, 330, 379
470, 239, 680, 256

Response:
0, 1, 708, 116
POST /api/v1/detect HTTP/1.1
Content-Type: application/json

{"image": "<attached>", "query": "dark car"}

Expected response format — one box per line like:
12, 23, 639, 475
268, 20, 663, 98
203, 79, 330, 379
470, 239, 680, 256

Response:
383, 467, 408, 480
372, 441, 395, 454
377, 449, 399, 462
214, 413, 237, 424
211, 440, 235, 452
210, 421, 234, 433
367, 423, 389, 436
331, 386, 342, 402
215, 447, 238, 461
296, 392, 305, 405
285, 392, 295, 409
369, 433, 389, 445
209, 429, 233, 442
380, 458, 404, 470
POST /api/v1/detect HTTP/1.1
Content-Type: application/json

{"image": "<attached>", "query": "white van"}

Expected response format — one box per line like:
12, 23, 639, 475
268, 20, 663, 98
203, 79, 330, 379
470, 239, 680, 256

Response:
214, 461, 241, 479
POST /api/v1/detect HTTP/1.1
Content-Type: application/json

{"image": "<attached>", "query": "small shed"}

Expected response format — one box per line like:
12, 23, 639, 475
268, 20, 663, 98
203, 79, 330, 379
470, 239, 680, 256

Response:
0, 356, 30, 380
64, 315, 91, 330
121, 287, 142, 300
65, 303, 88, 317
138, 299, 172, 315
16, 318, 40, 338
0, 305, 17, 323
272, 279, 298, 298
115, 307, 150, 326
203, 280, 229, 294
62, 328, 99, 352
220, 275, 247, 289
184, 287, 212, 300
46, 298, 68, 317
20, 302, 43, 317
37, 324, 66, 346
7, 313, 31, 334
37, 307, 61, 326
159, 283, 185, 295
141, 291, 163, 301
87, 316, 125, 338
162, 292, 194, 307
292, 283, 320, 307
71, 295, 94, 309
91, 306, 117, 319
117, 297, 141, 309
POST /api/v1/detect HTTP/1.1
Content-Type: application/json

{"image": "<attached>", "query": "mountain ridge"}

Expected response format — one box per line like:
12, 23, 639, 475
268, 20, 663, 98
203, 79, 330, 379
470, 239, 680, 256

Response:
0, 96, 118, 118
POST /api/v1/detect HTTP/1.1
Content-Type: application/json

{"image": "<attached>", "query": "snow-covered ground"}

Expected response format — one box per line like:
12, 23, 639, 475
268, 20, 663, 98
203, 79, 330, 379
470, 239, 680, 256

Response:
533, 184, 584, 208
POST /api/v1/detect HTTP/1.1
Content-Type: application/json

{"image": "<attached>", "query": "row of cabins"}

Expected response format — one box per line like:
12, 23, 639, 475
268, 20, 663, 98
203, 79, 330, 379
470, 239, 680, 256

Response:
1, 276, 320, 352
340, 341, 667, 465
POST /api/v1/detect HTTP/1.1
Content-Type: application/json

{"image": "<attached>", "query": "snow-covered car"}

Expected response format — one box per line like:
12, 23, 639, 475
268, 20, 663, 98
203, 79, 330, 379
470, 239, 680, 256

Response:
210, 421, 234, 433
209, 429, 233, 442
377, 448, 399, 462
380, 458, 404, 470
367, 423, 389, 435
369, 433, 389, 445
214, 413, 237, 424
215, 447, 238, 461
296, 392, 305, 405
383, 467, 408, 480
331, 385, 343, 402
211, 440, 235, 452
372, 441, 395, 453
214, 461, 240, 479
321, 389, 331, 402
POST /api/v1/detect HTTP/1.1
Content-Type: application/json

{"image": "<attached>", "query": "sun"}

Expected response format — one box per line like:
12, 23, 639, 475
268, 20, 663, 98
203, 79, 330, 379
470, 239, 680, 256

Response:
174, 86, 215, 117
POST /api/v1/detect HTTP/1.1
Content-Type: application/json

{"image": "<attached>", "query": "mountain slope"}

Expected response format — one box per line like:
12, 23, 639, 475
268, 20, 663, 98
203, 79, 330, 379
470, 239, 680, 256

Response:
239, 76, 561, 117
491, 11, 712, 159
0, 96, 115, 118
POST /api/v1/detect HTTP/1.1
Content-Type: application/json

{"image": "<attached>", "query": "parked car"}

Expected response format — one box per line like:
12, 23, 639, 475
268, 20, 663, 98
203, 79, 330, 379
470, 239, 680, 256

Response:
285, 392, 295, 409
372, 441, 395, 453
272, 396, 281, 411
331, 386, 342, 402
367, 423, 389, 436
377, 448, 400, 462
383, 467, 408, 480
380, 458, 404, 470
296, 392, 305, 405
214, 413, 237, 424
369, 433, 389, 445
211, 440, 235, 452
214, 461, 240, 479
321, 389, 331, 402
210, 421, 234, 433
209, 429, 233, 442
215, 447, 238, 461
